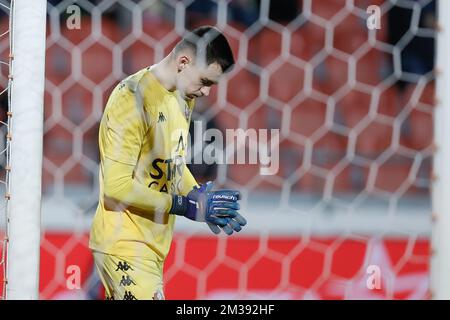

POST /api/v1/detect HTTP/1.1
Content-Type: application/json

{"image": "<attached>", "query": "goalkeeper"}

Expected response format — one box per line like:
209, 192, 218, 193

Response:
89, 26, 247, 300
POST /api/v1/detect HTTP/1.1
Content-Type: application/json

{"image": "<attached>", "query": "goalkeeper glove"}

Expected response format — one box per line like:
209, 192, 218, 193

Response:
169, 181, 247, 235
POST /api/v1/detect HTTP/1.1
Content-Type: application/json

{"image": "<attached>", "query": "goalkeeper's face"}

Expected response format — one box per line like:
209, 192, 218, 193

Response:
176, 56, 222, 100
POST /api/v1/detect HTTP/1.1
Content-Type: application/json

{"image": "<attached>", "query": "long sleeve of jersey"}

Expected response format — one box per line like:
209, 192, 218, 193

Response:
102, 157, 172, 214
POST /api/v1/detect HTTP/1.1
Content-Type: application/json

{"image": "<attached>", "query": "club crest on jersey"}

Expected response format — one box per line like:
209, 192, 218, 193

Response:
184, 104, 190, 121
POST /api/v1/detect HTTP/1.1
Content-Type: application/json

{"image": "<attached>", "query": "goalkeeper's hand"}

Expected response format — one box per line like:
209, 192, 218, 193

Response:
169, 181, 247, 235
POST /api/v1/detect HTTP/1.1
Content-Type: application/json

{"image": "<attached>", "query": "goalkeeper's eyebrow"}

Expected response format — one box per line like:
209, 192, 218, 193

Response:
201, 78, 217, 86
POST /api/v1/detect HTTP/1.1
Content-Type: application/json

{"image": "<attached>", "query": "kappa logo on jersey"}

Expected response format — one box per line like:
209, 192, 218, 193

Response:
119, 275, 136, 286
116, 261, 134, 272
158, 112, 166, 123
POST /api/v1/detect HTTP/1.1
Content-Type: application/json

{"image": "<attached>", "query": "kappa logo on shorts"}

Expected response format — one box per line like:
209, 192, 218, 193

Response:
105, 295, 115, 300
116, 261, 134, 272
120, 275, 136, 286
123, 291, 137, 300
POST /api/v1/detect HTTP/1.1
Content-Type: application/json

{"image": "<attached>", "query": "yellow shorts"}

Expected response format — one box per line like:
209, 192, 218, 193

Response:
92, 251, 165, 300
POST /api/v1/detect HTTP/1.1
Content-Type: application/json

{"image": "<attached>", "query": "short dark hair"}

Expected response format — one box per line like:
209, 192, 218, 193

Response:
174, 26, 235, 73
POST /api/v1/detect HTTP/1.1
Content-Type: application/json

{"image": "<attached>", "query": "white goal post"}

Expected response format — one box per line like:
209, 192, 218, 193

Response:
5, 0, 46, 300
431, 0, 450, 300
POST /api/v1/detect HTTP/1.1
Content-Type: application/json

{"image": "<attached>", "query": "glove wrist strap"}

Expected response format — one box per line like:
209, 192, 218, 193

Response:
169, 195, 188, 216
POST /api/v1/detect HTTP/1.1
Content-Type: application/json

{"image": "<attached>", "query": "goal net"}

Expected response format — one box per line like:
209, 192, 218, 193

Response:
1, 0, 439, 299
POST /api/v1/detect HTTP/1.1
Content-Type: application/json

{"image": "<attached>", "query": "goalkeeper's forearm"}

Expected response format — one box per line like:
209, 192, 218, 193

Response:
103, 157, 172, 214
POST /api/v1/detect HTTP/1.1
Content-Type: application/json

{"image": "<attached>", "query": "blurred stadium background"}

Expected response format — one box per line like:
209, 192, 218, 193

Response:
0, 0, 437, 299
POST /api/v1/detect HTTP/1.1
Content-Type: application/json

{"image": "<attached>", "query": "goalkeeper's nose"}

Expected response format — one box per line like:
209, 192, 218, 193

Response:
200, 86, 211, 97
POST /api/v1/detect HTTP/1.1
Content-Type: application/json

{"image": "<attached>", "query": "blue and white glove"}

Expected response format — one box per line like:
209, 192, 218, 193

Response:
170, 181, 247, 235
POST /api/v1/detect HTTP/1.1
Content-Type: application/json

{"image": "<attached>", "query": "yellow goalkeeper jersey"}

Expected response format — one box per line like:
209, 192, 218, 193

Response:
89, 67, 198, 262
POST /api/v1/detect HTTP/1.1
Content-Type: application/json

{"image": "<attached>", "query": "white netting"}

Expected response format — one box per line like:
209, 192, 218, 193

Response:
0, 0, 12, 300
22, 0, 437, 299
